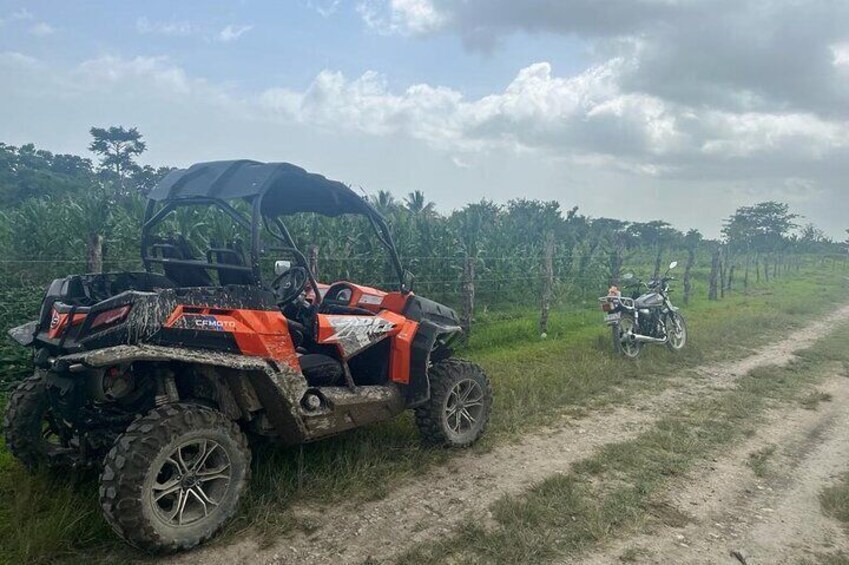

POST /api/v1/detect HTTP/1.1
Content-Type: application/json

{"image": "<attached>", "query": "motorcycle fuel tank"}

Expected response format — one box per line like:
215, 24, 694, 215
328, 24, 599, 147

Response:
635, 292, 664, 309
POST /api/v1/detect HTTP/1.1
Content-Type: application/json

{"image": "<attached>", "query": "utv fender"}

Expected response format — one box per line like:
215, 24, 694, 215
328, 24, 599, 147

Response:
8, 321, 38, 347
406, 320, 462, 408
52, 344, 312, 445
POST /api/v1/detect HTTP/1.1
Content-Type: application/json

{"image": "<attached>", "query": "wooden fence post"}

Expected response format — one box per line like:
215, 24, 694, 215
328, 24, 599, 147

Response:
708, 249, 720, 301
307, 244, 319, 280
86, 233, 104, 274
460, 254, 475, 339
683, 246, 695, 305
539, 231, 555, 336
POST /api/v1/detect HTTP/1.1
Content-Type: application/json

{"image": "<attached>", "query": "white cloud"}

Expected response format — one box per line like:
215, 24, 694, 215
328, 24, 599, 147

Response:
136, 17, 197, 37
308, 0, 342, 17
834, 42, 849, 66
2, 48, 847, 239
358, 0, 447, 35
28, 22, 54, 36
698, 111, 849, 159
0, 51, 42, 69
134, 18, 252, 43
7, 46, 843, 181
0, 8, 33, 25
217, 24, 253, 42
75, 55, 194, 96
260, 59, 679, 156
258, 57, 849, 183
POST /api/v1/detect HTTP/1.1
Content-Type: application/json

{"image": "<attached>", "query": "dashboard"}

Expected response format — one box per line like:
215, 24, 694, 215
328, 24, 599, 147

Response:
324, 284, 354, 305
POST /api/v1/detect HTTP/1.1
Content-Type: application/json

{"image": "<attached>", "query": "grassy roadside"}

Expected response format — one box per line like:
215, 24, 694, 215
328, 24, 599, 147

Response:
814, 475, 849, 565
0, 269, 846, 564
400, 323, 849, 564
821, 473, 849, 526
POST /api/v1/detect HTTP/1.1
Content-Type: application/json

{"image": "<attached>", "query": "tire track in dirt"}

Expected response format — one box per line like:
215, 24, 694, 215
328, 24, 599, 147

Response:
579, 370, 849, 565
170, 305, 849, 565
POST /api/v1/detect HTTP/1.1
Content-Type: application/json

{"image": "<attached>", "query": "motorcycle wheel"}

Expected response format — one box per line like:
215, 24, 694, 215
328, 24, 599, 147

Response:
612, 316, 641, 359
665, 312, 687, 352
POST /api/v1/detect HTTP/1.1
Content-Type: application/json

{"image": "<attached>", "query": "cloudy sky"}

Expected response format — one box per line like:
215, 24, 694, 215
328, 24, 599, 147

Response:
1, 0, 847, 238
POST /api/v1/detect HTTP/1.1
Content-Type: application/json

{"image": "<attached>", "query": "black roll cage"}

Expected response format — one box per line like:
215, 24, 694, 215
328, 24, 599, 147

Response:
140, 196, 407, 296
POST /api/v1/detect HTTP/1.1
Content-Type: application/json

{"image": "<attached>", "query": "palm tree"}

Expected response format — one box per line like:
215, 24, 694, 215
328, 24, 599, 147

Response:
404, 190, 436, 217
370, 190, 398, 216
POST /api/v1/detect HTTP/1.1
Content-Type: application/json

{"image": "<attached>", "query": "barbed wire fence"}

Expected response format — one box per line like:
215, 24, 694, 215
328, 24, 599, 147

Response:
0, 248, 838, 391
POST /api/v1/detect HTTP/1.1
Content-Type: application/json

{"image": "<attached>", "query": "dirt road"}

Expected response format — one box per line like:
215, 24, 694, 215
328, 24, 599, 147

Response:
580, 371, 849, 564
170, 305, 849, 565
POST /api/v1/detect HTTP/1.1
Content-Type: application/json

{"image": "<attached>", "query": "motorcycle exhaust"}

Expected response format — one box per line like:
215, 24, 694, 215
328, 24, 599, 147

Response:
630, 333, 668, 344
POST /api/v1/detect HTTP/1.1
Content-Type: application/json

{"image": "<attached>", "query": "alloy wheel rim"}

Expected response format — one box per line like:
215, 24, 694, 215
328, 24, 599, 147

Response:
619, 319, 640, 356
150, 439, 232, 527
669, 317, 686, 348
445, 379, 485, 436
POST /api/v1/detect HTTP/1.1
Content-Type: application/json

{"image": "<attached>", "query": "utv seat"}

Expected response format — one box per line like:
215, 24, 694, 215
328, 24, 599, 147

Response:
207, 240, 253, 286
299, 353, 344, 387
152, 237, 213, 288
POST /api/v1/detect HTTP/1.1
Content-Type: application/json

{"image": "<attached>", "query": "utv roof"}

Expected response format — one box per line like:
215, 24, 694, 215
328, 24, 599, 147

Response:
148, 159, 373, 217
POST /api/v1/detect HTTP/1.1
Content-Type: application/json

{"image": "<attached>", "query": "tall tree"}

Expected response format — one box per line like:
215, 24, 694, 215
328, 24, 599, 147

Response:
0, 142, 96, 205
723, 201, 798, 254
370, 190, 399, 216
89, 126, 147, 193
403, 190, 436, 217
627, 220, 677, 279
130, 164, 173, 195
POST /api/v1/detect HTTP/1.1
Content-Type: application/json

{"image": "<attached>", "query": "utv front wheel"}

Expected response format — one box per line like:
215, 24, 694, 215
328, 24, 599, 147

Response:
2, 373, 73, 470
99, 403, 250, 553
415, 359, 492, 447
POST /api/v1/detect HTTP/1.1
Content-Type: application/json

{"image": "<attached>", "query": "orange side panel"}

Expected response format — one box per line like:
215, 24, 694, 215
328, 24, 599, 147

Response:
228, 310, 301, 370
164, 306, 300, 370
47, 311, 87, 339
315, 310, 406, 360
347, 283, 388, 313
314, 310, 405, 343
380, 292, 411, 315
389, 320, 418, 384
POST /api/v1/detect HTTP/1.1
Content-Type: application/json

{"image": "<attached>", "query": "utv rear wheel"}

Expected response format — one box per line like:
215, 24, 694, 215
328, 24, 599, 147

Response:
415, 359, 492, 447
99, 403, 250, 553
2, 372, 73, 470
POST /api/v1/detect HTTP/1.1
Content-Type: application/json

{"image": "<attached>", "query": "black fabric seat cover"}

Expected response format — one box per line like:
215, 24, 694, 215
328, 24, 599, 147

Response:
154, 236, 212, 288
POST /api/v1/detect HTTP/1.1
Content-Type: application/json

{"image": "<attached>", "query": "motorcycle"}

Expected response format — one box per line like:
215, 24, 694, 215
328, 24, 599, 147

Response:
598, 261, 688, 359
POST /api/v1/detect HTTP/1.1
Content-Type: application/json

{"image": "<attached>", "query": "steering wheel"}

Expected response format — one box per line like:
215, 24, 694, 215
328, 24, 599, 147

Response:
271, 266, 309, 305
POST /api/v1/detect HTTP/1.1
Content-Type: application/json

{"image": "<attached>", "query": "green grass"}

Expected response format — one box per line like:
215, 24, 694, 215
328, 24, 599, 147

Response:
821, 472, 849, 526
400, 324, 849, 564
801, 391, 834, 410
0, 268, 846, 564
747, 445, 778, 478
